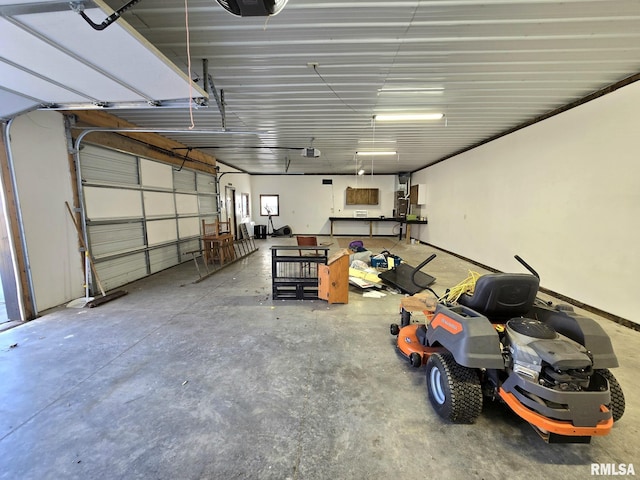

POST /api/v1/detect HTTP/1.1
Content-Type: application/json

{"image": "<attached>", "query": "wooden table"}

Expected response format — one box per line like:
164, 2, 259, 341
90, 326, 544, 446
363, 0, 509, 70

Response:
202, 233, 235, 266
402, 220, 429, 244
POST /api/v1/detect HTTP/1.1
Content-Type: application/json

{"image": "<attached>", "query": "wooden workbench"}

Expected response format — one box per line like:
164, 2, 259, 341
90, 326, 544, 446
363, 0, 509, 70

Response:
328, 216, 428, 243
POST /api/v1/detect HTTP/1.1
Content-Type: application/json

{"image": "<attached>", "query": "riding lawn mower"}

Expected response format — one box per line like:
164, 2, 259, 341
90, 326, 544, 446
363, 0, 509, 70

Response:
389, 255, 625, 443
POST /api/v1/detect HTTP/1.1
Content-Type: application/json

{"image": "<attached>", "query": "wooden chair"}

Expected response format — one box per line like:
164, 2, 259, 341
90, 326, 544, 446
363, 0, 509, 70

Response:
202, 219, 218, 236
202, 218, 232, 236
296, 235, 319, 255
296, 235, 321, 276
216, 218, 231, 235
201, 220, 216, 264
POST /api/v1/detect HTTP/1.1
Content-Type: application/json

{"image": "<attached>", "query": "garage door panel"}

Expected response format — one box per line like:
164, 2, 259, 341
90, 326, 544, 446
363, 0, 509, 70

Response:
81, 144, 139, 185
179, 239, 201, 262
146, 219, 177, 246
175, 193, 198, 215
84, 187, 143, 220
173, 169, 196, 192
178, 217, 200, 239
144, 191, 175, 217
198, 195, 217, 214
80, 145, 219, 291
197, 172, 216, 194
140, 159, 172, 189
95, 253, 148, 292
88, 222, 145, 259
149, 245, 179, 274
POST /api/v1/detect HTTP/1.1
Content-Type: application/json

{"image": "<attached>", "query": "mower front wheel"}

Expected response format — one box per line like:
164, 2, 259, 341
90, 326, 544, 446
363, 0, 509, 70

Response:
409, 352, 422, 368
425, 352, 482, 424
390, 323, 400, 336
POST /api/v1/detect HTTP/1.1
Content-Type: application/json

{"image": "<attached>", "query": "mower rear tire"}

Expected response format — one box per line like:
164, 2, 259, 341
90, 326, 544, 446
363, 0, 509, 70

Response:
390, 323, 400, 336
598, 369, 625, 422
425, 352, 482, 424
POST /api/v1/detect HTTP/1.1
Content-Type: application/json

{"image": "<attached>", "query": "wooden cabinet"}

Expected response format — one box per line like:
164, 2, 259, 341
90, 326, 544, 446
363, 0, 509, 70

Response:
318, 249, 350, 304
346, 187, 379, 205
409, 184, 426, 205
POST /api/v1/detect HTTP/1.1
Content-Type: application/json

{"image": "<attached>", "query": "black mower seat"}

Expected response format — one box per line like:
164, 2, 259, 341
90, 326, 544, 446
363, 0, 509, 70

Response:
458, 273, 539, 321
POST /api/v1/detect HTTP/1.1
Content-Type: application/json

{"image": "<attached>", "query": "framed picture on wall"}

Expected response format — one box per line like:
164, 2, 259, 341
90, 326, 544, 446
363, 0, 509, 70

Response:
260, 194, 279, 216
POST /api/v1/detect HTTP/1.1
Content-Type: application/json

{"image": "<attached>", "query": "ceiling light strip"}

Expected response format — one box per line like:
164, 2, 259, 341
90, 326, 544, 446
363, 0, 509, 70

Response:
356, 151, 397, 156
374, 113, 444, 121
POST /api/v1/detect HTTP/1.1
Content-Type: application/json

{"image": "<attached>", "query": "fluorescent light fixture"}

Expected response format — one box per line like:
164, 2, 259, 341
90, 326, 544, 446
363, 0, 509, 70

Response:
357, 169, 365, 175
378, 88, 443, 96
378, 87, 444, 93
356, 151, 397, 156
358, 139, 396, 144
374, 113, 444, 122
378, 91, 443, 96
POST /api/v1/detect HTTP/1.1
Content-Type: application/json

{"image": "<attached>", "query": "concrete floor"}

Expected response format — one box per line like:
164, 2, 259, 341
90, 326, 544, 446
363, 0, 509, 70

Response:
0, 237, 638, 480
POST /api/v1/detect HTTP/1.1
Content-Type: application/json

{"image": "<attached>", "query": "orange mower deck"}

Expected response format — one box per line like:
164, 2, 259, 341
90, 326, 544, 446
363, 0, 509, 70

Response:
395, 323, 445, 367
498, 387, 613, 440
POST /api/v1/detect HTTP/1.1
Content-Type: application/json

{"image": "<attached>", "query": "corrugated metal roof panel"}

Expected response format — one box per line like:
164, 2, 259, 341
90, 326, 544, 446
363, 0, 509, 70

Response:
91, 1, 640, 173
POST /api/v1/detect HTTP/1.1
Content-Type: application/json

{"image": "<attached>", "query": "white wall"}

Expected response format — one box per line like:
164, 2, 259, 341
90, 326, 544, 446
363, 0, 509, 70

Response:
411, 81, 640, 324
217, 162, 252, 228
10, 111, 84, 312
249, 174, 398, 236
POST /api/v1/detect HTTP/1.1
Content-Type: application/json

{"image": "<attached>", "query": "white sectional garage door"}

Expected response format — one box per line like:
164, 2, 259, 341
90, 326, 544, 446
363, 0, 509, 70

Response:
80, 144, 217, 291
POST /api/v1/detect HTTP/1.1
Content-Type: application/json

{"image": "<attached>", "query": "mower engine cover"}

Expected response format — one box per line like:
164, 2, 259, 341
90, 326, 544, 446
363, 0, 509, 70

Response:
506, 318, 593, 387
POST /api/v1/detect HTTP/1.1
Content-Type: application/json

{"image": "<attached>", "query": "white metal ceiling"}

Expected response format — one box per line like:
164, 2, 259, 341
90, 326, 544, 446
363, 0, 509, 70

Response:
6, 0, 640, 175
